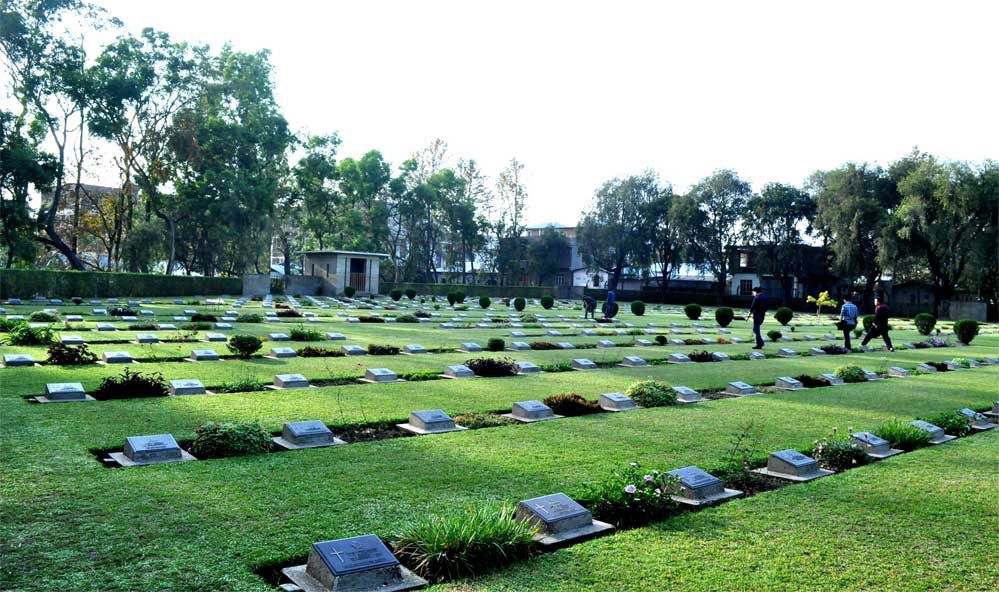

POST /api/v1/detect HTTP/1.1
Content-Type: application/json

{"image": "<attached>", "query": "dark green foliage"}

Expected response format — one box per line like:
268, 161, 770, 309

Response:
92, 368, 168, 400
344, 286, 356, 297
486, 338, 505, 352
602, 302, 619, 319
540, 295, 554, 309
529, 341, 560, 350
914, 313, 936, 335
226, 335, 262, 359
479, 296, 491, 309
813, 437, 867, 471
396, 314, 418, 323
542, 393, 602, 416
414, 311, 431, 319
767, 330, 782, 342
687, 350, 714, 362
236, 313, 263, 323
288, 327, 323, 341
28, 310, 58, 322
684, 303, 701, 320
923, 411, 971, 436
953, 320, 979, 344
405, 288, 416, 300
774, 307, 793, 325
834, 365, 867, 383
46, 342, 98, 365
454, 290, 466, 304
390, 289, 403, 301
190, 313, 217, 323
276, 308, 302, 318
0, 269, 240, 299
862, 315, 875, 332
0, 318, 21, 332
624, 380, 677, 407
297, 346, 344, 358
872, 419, 933, 451
654, 335, 668, 345
368, 344, 399, 355
190, 421, 272, 459
794, 374, 831, 388
127, 321, 158, 330
539, 360, 573, 373
821, 344, 849, 355
446, 291, 457, 305
714, 306, 734, 327
108, 307, 137, 317
583, 462, 680, 528
630, 300, 645, 316
397, 370, 440, 382
452, 413, 516, 429
464, 357, 517, 377
513, 297, 526, 311
358, 315, 385, 323
3, 322, 54, 345
181, 322, 212, 331
393, 506, 536, 584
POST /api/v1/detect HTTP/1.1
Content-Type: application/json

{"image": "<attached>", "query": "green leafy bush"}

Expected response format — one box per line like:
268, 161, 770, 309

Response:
687, 350, 714, 363
630, 300, 645, 316
235, 313, 262, 323
344, 286, 356, 297
453, 290, 466, 304
368, 344, 400, 355
2, 322, 55, 345
513, 297, 526, 311
46, 342, 98, 365
714, 307, 734, 328
654, 335, 668, 345
862, 315, 875, 332
953, 319, 979, 345
92, 368, 168, 400
820, 344, 849, 355
453, 412, 516, 429
923, 411, 971, 436
405, 288, 417, 300
813, 433, 867, 471
276, 308, 302, 318
393, 506, 536, 584
108, 307, 137, 317
774, 307, 793, 326
584, 462, 680, 528
181, 322, 212, 331
486, 338, 505, 352
128, 321, 158, 330
390, 288, 403, 301
914, 313, 936, 336
767, 330, 782, 342
834, 365, 867, 383
288, 326, 323, 341
226, 335, 262, 359
189, 421, 272, 459
602, 301, 619, 319
542, 393, 602, 416
28, 310, 58, 322
464, 357, 517, 377
0, 318, 21, 332
479, 296, 491, 309
529, 341, 560, 350
190, 313, 217, 323
358, 315, 385, 323
872, 419, 933, 452
297, 346, 344, 358
396, 314, 418, 323
540, 295, 554, 309
624, 380, 677, 407
684, 303, 701, 320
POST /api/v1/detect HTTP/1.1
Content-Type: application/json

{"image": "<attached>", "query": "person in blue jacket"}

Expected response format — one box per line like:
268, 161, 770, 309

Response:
748, 286, 768, 349
838, 293, 859, 349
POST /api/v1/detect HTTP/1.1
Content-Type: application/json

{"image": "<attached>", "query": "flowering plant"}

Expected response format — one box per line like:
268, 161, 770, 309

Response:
583, 462, 679, 528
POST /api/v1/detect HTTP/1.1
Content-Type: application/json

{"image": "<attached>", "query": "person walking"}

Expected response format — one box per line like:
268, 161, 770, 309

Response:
861, 295, 894, 351
748, 286, 768, 349
838, 293, 859, 349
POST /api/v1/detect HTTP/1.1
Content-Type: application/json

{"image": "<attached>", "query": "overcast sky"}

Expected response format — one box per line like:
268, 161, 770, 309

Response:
93, 0, 998, 225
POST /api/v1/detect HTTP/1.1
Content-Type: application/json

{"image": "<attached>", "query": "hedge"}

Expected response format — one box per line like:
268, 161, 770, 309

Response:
381, 282, 553, 299
0, 269, 241, 298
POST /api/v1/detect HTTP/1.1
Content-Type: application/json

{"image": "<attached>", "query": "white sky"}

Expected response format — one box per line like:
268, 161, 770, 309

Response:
88, 0, 999, 225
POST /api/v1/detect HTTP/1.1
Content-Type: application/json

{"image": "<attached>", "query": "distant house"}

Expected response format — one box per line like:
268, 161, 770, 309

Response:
889, 282, 986, 320
301, 250, 388, 296
727, 245, 841, 302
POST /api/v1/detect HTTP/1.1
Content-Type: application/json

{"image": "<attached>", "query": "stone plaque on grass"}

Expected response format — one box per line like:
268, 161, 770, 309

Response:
274, 420, 344, 450
596, 340, 616, 348
103, 351, 133, 364
509, 331, 525, 337
342, 345, 366, 356
38, 382, 92, 403
363, 368, 399, 383
514, 361, 540, 375
726, 381, 757, 396
711, 352, 731, 362
282, 534, 425, 592
442, 365, 475, 378
326, 332, 346, 341
598, 392, 637, 411
775, 376, 805, 390
398, 409, 466, 435
172, 316, 189, 321
668, 353, 692, 364
459, 342, 482, 352
190, 349, 220, 362
508, 342, 530, 351
169, 379, 207, 396
504, 400, 560, 423
65, 314, 83, 322
673, 386, 703, 403
214, 322, 232, 330
748, 351, 766, 360
60, 335, 85, 345
402, 344, 427, 354
95, 323, 115, 332
274, 373, 310, 389
958, 408, 996, 431
268, 333, 290, 341
635, 338, 653, 346
572, 358, 597, 371
823, 333, 836, 340
270, 347, 298, 359
916, 363, 937, 373
92, 308, 108, 316
205, 333, 227, 342
820, 373, 845, 385
862, 369, 882, 381
667, 466, 742, 506
754, 449, 831, 482
514, 493, 613, 547
158, 323, 177, 330
809, 347, 826, 355
136, 333, 159, 344
850, 431, 902, 459
910, 420, 955, 444
777, 348, 798, 357
582, 329, 597, 336
669, 338, 685, 345
888, 366, 910, 377
619, 356, 647, 367
557, 342, 575, 349
111, 434, 195, 466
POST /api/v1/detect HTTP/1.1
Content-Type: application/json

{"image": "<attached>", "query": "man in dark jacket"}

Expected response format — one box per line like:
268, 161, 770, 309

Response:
861, 295, 894, 351
748, 286, 768, 348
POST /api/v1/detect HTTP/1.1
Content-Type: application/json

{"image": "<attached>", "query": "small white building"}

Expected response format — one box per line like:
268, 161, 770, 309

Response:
301, 250, 388, 296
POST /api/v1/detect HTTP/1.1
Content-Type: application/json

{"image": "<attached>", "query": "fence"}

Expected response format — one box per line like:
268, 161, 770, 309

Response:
0, 269, 241, 299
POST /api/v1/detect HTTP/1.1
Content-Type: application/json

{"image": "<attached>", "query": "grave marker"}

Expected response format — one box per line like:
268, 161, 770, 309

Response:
95, 323, 115, 331
274, 420, 344, 450
442, 365, 475, 378
596, 340, 616, 348
668, 353, 692, 364
820, 373, 845, 385
888, 366, 910, 377
402, 344, 427, 355
862, 369, 882, 381
711, 352, 731, 362
274, 374, 310, 389
748, 351, 766, 360
38, 382, 92, 403
136, 334, 160, 344
619, 356, 647, 367
809, 347, 826, 355
910, 420, 956, 444
778, 348, 798, 357
398, 409, 466, 435
102, 351, 133, 364
514, 361, 540, 375
60, 335, 85, 345
190, 349, 220, 362
849, 432, 902, 459
514, 493, 613, 547
110, 434, 195, 466
459, 342, 482, 352
598, 392, 637, 412
725, 381, 758, 396
342, 345, 366, 356
557, 342, 575, 349
958, 408, 996, 431
205, 333, 228, 342
281, 534, 425, 592
754, 449, 832, 482
326, 332, 346, 341
667, 466, 742, 506
774, 376, 805, 390
270, 347, 298, 359
673, 386, 703, 403
363, 368, 400, 383
572, 358, 597, 371
169, 379, 207, 396
508, 342, 531, 351
504, 400, 561, 423
268, 333, 290, 341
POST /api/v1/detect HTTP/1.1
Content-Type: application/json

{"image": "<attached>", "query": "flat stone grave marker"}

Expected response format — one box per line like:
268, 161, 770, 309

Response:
861, 369, 882, 381
780, 336, 794, 342
804, 335, 817, 341
775, 376, 805, 390
38, 382, 92, 403
266, 311, 279, 317
635, 338, 653, 346
700, 338, 714, 344
439, 322, 455, 328
136, 333, 159, 344
669, 338, 685, 345
619, 356, 647, 367
173, 299, 184, 305
668, 353, 693, 364
514, 493, 613, 547
342, 345, 366, 356
282, 534, 425, 592
172, 315, 188, 321
65, 314, 83, 322
110, 434, 195, 466
60, 335, 85, 345
820, 373, 845, 385
572, 358, 597, 370
103, 351, 133, 364
614, 329, 627, 336
965, 359, 983, 368
557, 342, 575, 349
748, 351, 766, 360
183, 309, 197, 315
958, 408, 996, 431
582, 329, 596, 336
398, 409, 466, 435
158, 323, 176, 330
169, 379, 207, 396
510, 331, 526, 337
205, 332, 227, 342
696, 328, 707, 334
363, 368, 399, 383
190, 349, 220, 362
504, 400, 561, 423
92, 308, 108, 316
268, 333, 290, 341
514, 360, 540, 375
510, 322, 523, 328
547, 329, 562, 336
983, 356, 999, 365
597, 340, 616, 348
823, 333, 836, 340
719, 328, 731, 334
850, 431, 902, 459
442, 364, 475, 378
943, 360, 964, 370
268, 373, 309, 390
916, 363, 937, 373
860, 344, 875, 352
754, 449, 832, 481
778, 348, 798, 357
348, 317, 361, 323
270, 347, 297, 359
6, 298, 21, 305
95, 323, 115, 331
725, 381, 758, 396
459, 342, 482, 352
402, 344, 427, 354
809, 347, 826, 355
667, 466, 742, 506
888, 366, 910, 377
326, 332, 346, 341
711, 352, 731, 362
910, 420, 956, 444
121, 316, 138, 322
214, 322, 232, 329
274, 420, 344, 450
509, 341, 530, 351
673, 386, 703, 403
598, 392, 637, 411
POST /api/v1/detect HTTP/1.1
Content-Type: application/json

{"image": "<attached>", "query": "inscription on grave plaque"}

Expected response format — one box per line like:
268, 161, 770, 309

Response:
275, 373, 309, 389
283, 420, 334, 447
44, 382, 86, 401
123, 434, 183, 464
312, 535, 399, 575
169, 379, 206, 396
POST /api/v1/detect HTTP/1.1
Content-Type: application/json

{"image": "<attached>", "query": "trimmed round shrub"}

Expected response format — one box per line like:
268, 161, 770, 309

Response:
834, 365, 867, 383
714, 307, 734, 328
405, 288, 417, 300
446, 291, 457, 305
390, 289, 403, 301
914, 313, 936, 336
862, 314, 875, 332
479, 296, 491, 309
453, 290, 466, 304
190, 421, 272, 459
29, 310, 58, 322
624, 380, 676, 407
464, 357, 517, 377
774, 307, 793, 326
236, 313, 263, 323
872, 419, 933, 452
684, 303, 702, 320
630, 301, 645, 316
227, 335, 262, 359
602, 302, 619, 319
344, 285, 356, 297
543, 393, 602, 416
486, 338, 505, 352
513, 297, 526, 312
953, 319, 979, 345
767, 330, 782, 342
540, 295, 554, 309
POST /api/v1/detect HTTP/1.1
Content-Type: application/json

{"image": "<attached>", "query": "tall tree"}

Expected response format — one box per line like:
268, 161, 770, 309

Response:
741, 182, 815, 304
635, 178, 680, 300
0, 109, 58, 267
526, 225, 570, 286
492, 158, 528, 285
292, 134, 340, 250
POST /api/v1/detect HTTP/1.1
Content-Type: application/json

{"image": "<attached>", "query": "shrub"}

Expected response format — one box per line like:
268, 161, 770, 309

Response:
393, 506, 536, 584
820, 344, 849, 355
539, 360, 573, 373
358, 315, 385, 323
405, 288, 417, 300
181, 322, 212, 331
862, 314, 875, 332
214, 378, 266, 393
414, 310, 431, 319
486, 338, 505, 352
794, 374, 831, 388
654, 335, 668, 345
276, 308, 302, 318
298, 346, 345, 358
396, 314, 419, 323
924, 361, 948, 372
687, 350, 714, 363
28, 310, 58, 322
953, 320, 979, 345
774, 307, 793, 326
602, 301, 619, 319
625, 380, 676, 407
235, 313, 263, 323
108, 307, 137, 317
872, 419, 933, 452
813, 432, 867, 471
479, 295, 491, 309
464, 357, 517, 377
72, 297, 83, 305
584, 462, 680, 529
190, 313, 217, 323
189, 421, 272, 459
343, 286, 356, 297
715, 307, 734, 327
390, 289, 403, 301
529, 341, 560, 350
0, 318, 21, 332
92, 368, 168, 400
453, 290, 466, 304
683, 303, 702, 320
521, 313, 538, 323
914, 313, 936, 336
227, 335, 262, 359
289, 327, 323, 341
542, 393, 602, 416
513, 297, 526, 311
766, 330, 782, 342
453, 412, 516, 430
446, 291, 457, 305
630, 301, 645, 316
3, 322, 54, 345
923, 411, 971, 437
540, 295, 554, 309
368, 344, 400, 355
46, 342, 98, 365
711, 420, 770, 494
834, 365, 867, 383
127, 321, 158, 330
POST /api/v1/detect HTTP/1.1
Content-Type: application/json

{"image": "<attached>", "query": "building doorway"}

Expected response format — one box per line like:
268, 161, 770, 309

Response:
349, 258, 367, 292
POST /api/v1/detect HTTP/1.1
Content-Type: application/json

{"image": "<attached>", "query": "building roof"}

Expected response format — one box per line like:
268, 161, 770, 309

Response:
300, 250, 390, 258
525, 222, 573, 230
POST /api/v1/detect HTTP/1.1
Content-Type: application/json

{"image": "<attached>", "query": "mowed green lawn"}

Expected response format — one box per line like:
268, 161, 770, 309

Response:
2, 297, 997, 591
